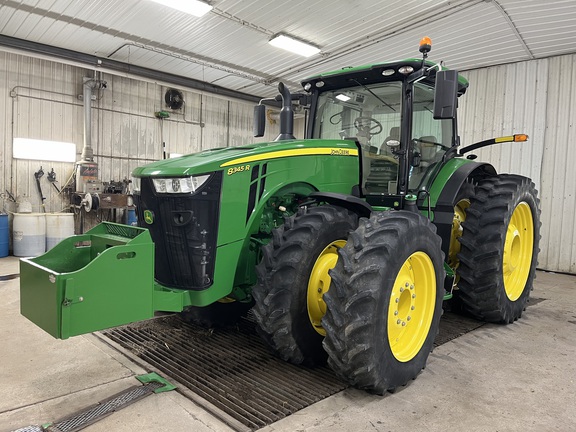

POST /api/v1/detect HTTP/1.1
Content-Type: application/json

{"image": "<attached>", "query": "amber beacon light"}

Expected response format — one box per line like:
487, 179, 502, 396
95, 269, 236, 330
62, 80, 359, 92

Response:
419, 36, 432, 54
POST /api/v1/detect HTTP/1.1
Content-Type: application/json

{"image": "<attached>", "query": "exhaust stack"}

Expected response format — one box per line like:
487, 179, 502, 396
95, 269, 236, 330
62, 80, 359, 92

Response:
275, 82, 295, 141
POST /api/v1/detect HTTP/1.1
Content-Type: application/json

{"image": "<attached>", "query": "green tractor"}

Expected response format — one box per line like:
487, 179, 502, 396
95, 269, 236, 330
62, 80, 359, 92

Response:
20, 38, 540, 394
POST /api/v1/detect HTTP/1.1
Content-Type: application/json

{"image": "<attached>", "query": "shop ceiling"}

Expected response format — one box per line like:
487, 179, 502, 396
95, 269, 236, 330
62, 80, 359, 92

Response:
0, 0, 575, 99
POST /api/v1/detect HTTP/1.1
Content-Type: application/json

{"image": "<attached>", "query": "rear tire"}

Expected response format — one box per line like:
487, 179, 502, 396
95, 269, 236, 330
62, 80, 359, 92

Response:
457, 174, 540, 323
322, 211, 444, 394
252, 205, 358, 365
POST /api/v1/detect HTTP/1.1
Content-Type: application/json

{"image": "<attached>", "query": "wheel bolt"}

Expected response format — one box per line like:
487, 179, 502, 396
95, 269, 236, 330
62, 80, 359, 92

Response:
396, 298, 399, 303
405, 282, 410, 287
407, 316, 411, 321
317, 288, 322, 293
400, 287, 404, 292
412, 294, 416, 298
397, 319, 401, 324
411, 306, 415, 310
402, 322, 406, 326
410, 285, 414, 290
394, 310, 398, 316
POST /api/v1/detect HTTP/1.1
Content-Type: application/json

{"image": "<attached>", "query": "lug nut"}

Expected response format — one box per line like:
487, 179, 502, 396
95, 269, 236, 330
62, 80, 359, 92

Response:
405, 282, 410, 287
411, 306, 415, 310
410, 285, 414, 290
402, 322, 406, 326
394, 310, 398, 316
407, 316, 411, 321
397, 319, 401, 324
400, 287, 404, 292
396, 298, 399, 303
412, 294, 416, 298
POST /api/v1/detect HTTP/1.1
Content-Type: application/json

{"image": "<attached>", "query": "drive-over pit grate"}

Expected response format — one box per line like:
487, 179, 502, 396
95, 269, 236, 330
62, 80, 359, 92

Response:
104, 315, 347, 431
103, 311, 485, 431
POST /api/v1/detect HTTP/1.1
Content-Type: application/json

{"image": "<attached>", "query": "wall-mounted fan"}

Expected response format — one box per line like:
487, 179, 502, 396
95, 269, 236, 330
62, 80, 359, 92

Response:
165, 88, 184, 110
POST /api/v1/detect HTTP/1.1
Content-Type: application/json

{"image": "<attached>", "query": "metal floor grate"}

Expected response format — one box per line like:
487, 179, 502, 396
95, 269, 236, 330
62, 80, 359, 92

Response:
46, 382, 164, 432
104, 315, 346, 430
103, 310, 486, 431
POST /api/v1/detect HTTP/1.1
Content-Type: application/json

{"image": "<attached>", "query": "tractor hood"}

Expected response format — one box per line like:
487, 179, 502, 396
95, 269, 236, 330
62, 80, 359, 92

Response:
132, 139, 358, 177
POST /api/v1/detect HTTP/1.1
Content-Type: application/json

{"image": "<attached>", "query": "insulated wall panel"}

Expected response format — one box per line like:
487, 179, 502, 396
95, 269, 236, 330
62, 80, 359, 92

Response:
459, 59, 548, 191
459, 56, 576, 273
539, 54, 576, 274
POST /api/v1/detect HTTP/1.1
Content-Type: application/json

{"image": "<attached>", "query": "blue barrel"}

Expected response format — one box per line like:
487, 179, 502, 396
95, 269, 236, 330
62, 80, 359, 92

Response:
125, 208, 137, 226
0, 214, 8, 257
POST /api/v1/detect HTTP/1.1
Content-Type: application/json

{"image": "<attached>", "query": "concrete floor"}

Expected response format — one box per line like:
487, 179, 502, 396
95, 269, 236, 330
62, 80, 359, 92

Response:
1, 255, 575, 432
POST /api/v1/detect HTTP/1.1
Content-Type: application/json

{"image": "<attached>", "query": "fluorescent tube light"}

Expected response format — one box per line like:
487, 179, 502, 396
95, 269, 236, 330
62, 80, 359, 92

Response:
13, 138, 76, 163
336, 94, 351, 102
148, 0, 212, 17
269, 34, 321, 58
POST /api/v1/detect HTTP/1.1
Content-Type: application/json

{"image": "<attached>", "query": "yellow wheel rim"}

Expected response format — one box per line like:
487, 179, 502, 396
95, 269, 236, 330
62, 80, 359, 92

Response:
387, 252, 436, 362
448, 198, 470, 269
307, 240, 346, 336
503, 202, 534, 301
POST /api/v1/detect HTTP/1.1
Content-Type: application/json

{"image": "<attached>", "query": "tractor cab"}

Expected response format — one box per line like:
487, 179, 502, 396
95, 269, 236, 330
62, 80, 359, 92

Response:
301, 50, 467, 208
308, 78, 457, 196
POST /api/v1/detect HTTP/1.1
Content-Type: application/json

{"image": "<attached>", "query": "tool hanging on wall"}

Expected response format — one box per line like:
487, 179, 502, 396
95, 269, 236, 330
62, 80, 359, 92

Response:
33, 166, 46, 213
4, 190, 16, 202
47, 168, 61, 193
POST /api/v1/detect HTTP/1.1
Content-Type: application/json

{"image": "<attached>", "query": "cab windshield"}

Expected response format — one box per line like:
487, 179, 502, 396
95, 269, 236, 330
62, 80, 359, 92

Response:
313, 82, 402, 194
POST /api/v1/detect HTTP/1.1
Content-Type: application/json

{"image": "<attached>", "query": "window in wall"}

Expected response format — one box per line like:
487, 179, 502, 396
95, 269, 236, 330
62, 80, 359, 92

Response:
13, 138, 77, 163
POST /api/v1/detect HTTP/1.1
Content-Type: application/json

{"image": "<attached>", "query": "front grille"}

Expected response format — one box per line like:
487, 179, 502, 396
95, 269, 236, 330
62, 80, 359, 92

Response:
135, 172, 222, 290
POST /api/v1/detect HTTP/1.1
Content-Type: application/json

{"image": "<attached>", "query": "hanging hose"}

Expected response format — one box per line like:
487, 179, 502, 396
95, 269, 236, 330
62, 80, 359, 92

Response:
34, 166, 46, 213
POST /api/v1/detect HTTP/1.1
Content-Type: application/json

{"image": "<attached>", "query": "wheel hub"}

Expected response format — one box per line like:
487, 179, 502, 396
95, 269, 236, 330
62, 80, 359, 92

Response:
307, 240, 346, 336
388, 252, 436, 362
503, 202, 534, 301
448, 198, 470, 269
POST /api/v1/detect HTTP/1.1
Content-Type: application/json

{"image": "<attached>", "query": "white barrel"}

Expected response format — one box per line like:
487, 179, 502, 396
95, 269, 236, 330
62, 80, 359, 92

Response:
13, 213, 46, 257
46, 213, 75, 251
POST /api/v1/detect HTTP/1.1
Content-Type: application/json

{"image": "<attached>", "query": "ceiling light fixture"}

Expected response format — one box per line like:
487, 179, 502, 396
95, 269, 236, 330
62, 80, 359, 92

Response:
268, 34, 321, 58
148, 0, 213, 17
335, 94, 351, 102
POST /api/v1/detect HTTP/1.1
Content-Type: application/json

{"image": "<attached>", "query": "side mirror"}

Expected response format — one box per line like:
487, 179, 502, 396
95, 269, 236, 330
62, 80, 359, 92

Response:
253, 104, 266, 137
433, 70, 458, 119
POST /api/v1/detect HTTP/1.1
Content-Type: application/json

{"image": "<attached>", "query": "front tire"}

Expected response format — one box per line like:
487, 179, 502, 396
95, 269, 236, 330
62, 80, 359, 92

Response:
457, 174, 540, 323
252, 205, 358, 365
322, 211, 444, 394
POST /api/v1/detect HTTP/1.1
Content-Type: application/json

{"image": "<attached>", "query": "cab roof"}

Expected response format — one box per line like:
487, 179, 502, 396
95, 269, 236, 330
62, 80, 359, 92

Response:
302, 58, 469, 95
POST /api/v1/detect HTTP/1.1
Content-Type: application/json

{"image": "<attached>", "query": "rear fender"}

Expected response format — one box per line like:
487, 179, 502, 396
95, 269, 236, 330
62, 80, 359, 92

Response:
430, 161, 497, 258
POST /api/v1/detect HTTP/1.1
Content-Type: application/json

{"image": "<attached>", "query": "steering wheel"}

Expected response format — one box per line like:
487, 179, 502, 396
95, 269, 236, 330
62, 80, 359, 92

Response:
354, 117, 383, 138
330, 111, 343, 125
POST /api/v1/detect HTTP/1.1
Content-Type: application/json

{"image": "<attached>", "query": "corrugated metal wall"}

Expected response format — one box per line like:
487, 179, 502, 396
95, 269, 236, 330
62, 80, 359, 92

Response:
459, 55, 576, 274
0, 50, 286, 216
539, 54, 576, 274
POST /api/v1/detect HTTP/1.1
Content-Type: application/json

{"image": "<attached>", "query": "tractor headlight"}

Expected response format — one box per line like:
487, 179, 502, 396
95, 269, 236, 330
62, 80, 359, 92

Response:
131, 176, 141, 194
152, 174, 211, 194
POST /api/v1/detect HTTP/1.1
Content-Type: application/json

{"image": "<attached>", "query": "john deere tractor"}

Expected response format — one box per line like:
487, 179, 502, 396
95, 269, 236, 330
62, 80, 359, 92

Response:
20, 38, 540, 394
